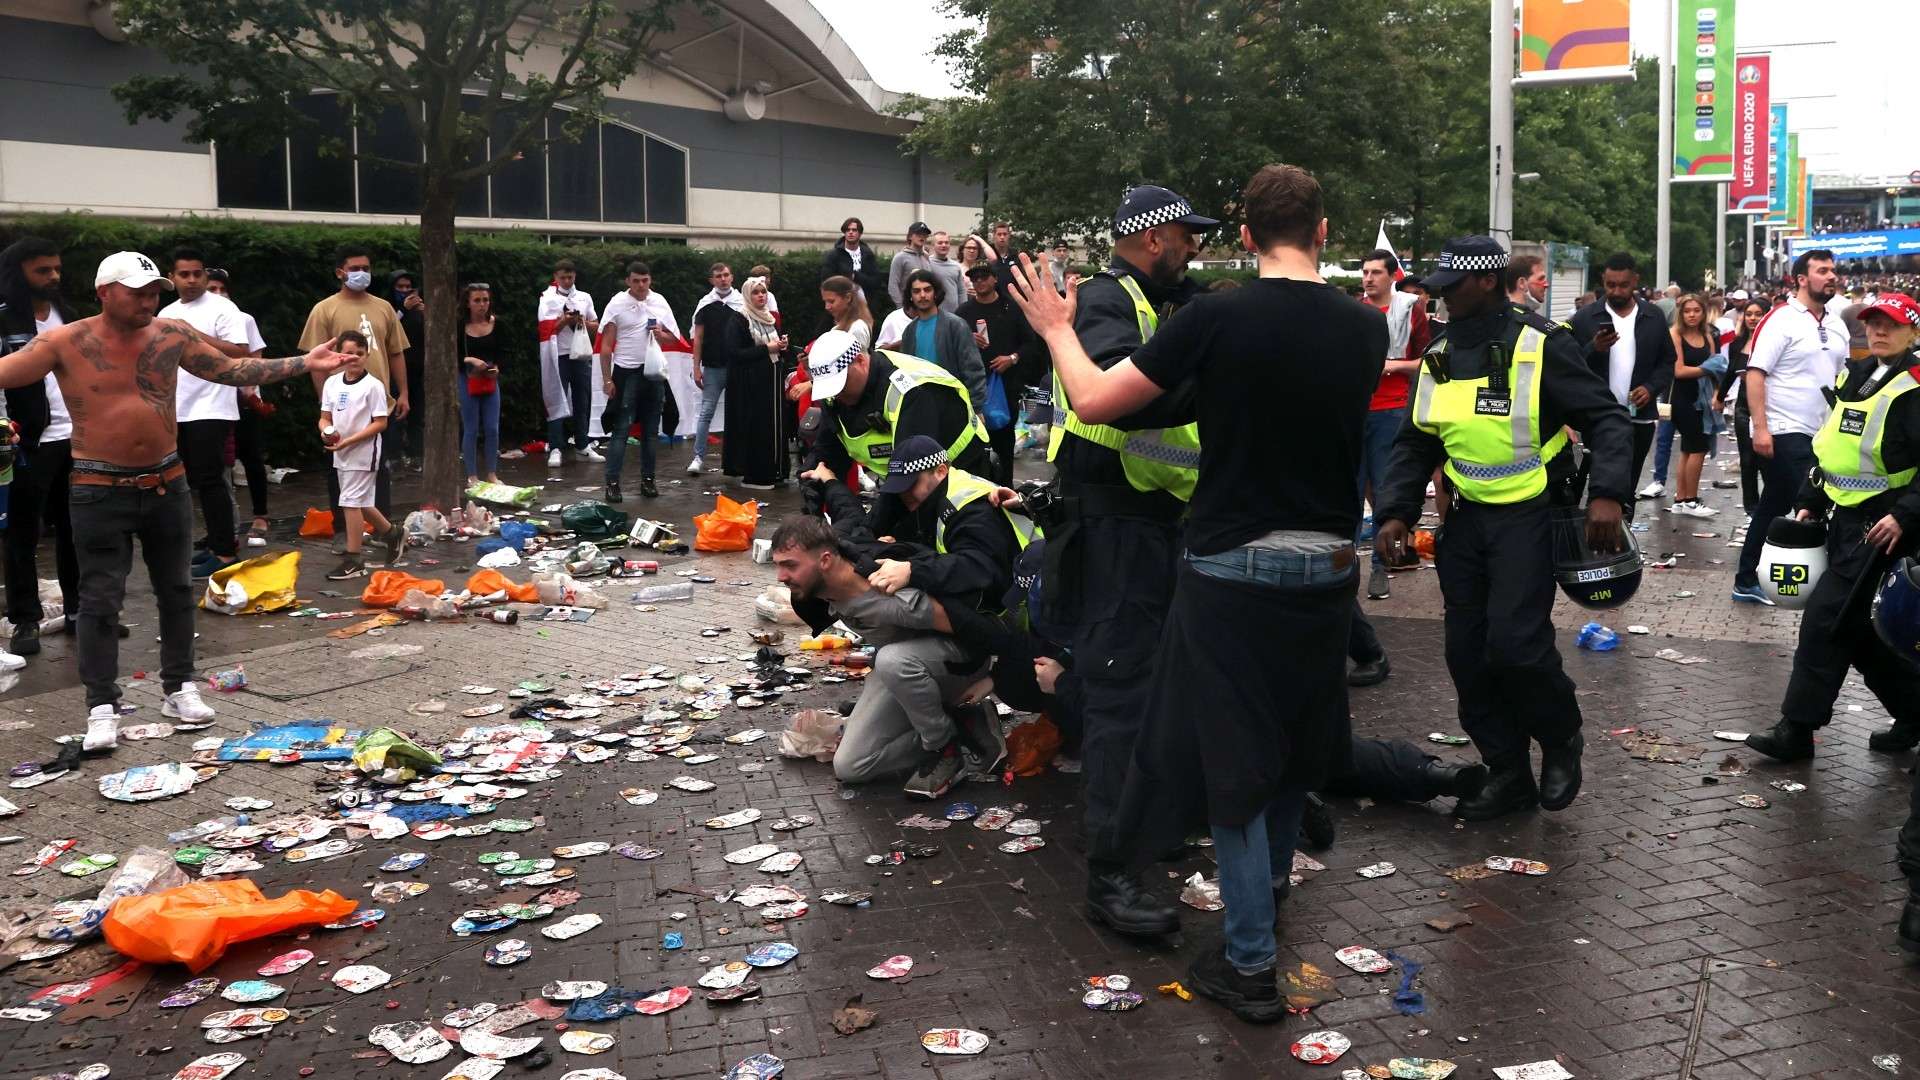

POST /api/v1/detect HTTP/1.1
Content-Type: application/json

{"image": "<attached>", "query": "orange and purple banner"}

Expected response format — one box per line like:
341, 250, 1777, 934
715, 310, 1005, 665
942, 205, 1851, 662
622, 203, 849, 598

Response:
1728, 54, 1770, 213
1518, 0, 1632, 80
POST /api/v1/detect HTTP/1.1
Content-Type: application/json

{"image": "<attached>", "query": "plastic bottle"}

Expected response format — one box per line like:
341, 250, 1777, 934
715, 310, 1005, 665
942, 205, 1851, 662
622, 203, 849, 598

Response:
633, 583, 696, 603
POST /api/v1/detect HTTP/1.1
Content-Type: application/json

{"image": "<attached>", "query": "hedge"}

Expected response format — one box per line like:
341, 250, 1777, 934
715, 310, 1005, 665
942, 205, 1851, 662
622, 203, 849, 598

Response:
0, 214, 922, 466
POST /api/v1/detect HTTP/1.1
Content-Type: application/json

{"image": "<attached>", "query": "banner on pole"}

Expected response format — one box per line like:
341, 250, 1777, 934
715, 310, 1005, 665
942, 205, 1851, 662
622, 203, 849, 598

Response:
1727, 54, 1770, 213
1672, 0, 1738, 182
1785, 138, 1805, 234
1516, 0, 1634, 84
1764, 103, 1790, 221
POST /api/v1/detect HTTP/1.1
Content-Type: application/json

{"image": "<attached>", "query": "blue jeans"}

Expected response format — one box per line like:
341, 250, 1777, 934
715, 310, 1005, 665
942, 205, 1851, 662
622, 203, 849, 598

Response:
1650, 417, 1675, 485
546, 355, 594, 451
1356, 408, 1403, 568
604, 368, 663, 482
1183, 540, 1351, 972
459, 378, 500, 479
694, 363, 729, 450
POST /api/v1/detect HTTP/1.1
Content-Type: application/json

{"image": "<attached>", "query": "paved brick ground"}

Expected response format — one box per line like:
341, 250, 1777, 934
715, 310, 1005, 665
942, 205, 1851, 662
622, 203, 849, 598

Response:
2, 435, 1918, 1080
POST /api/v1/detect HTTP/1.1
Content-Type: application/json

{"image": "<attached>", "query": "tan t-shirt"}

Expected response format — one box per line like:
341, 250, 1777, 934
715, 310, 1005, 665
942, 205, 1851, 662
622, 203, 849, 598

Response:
299, 291, 410, 405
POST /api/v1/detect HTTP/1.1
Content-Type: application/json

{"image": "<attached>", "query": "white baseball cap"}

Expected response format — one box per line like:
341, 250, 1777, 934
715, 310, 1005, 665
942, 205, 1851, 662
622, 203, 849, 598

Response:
807, 329, 865, 402
95, 251, 174, 291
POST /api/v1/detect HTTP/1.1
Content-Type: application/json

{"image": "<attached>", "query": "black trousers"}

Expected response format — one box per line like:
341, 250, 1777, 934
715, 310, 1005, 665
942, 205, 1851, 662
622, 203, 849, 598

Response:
1434, 498, 1581, 769
1323, 737, 1437, 802
70, 478, 196, 705
177, 418, 237, 559
4, 439, 76, 625
1737, 432, 1816, 587
1067, 514, 1180, 870
1348, 601, 1383, 662
234, 406, 270, 519
987, 424, 1016, 486
1733, 405, 1761, 513
1782, 510, 1920, 732
1626, 421, 1655, 520
325, 435, 391, 534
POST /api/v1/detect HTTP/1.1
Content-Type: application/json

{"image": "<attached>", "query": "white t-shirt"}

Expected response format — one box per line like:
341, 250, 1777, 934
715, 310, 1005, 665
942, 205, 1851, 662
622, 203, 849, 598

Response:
322, 371, 389, 471
34, 309, 70, 443
238, 310, 266, 354
877, 308, 913, 350
844, 318, 871, 354
1747, 296, 1850, 438
1604, 302, 1641, 419
601, 289, 679, 374
159, 292, 251, 422
845, 244, 863, 274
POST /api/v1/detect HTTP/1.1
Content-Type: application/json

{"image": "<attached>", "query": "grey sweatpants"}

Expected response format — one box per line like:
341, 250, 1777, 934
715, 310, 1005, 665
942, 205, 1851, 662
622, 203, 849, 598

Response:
833, 635, 985, 783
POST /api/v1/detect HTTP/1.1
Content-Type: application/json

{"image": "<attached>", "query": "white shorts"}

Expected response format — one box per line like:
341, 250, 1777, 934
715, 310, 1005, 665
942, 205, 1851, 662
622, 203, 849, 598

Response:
337, 468, 376, 508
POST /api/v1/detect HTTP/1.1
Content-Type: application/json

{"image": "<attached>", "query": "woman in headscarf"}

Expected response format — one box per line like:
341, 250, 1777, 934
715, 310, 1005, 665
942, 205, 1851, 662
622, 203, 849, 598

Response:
720, 277, 788, 488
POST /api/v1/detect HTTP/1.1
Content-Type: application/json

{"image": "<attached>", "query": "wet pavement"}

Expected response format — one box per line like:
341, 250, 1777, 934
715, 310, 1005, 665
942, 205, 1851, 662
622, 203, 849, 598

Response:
1, 435, 1918, 1080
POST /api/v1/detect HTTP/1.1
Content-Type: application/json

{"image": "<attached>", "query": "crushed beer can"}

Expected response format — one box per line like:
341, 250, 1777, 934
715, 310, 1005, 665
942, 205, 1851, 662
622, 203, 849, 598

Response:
943, 801, 979, 821
199, 1008, 289, 1030
614, 843, 662, 860
553, 842, 609, 858
370, 1022, 453, 1064
669, 776, 716, 793
1769, 780, 1807, 793
725, 843, 779, 864
744, 942, 799, 967
1335, 946, 1393, 974
484, 939, 533, 966
819, 889, 872, 906
381, 852, 429, 872
332, 965, 392, 993
725, 1053, 785, 1080
1491, 1063, 1573, 1080
58, 853, 116, 877
1484, 856, 1550, 875
769, 815, 814, 831
1734, 794, 1770, 809
974, 807, 1016, 830
171, 1053, 247, 1080
258, 949, 313, 976
542, 982, 607, 1002
1180, 872, 1224, 911
896, 814, 950, 831
1290, 1029, 1351, 1064
161, 977, 221, 1008
219, 980, 284, 1004
706, 809, 762, 829
998, 836, 1045, 854
619, 788, 658, 806
323, 907, 386, 930
457, 1028, 542, 1060
706, 981, 764, 1004
443, 1003, 502, 1027
1356, 862, 1397, 879
699, 961, 753, 989
1004, 818, 1043, 836
634, 986, 692, 1015
920, 1029, 989, 1055
758, 852, 803, 873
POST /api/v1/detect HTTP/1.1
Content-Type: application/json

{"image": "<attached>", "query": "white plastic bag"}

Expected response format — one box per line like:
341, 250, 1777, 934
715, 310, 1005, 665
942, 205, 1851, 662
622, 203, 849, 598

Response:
777, 709, 844, 763
36, 846, 187, 942
533, 572, 607, 609
477, 546, 522, 569
462, 501, 499, 536
754, 584, 805, 625
404, 509, 450, 540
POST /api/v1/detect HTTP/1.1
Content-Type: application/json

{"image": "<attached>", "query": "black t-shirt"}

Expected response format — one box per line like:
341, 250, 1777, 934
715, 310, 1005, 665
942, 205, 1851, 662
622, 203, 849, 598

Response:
694, 298, 740, 364
1132, 278, 1386, 555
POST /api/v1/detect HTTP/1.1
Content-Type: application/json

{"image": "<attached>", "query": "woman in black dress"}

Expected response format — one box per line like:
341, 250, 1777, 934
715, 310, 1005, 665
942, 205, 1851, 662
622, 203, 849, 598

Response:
1666, 293, 1717, 517
1723, 298, 1769, 514
719, 277, 788, 488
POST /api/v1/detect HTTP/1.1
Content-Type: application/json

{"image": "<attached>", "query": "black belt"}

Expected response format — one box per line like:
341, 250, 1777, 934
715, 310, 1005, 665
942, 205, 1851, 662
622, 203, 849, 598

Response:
1056, 481, 1183, 523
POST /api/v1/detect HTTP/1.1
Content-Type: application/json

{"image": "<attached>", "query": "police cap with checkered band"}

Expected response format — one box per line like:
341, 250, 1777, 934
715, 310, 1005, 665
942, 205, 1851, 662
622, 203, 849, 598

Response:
1421, 235, 1510, 293
1112, 185, 1218, 239
877, 435, 949, 494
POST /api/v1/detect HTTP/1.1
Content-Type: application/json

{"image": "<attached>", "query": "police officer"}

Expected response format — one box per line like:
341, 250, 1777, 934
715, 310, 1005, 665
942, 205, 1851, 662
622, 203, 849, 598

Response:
1744, 292, 1920, 769
800, 328, 990, 481
1037, 185, 1210, 937
1374, 236, 1633, 822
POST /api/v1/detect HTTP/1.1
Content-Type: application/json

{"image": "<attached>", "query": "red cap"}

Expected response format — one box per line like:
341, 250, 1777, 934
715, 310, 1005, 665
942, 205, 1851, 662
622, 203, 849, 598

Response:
1861, 292, 1920, 327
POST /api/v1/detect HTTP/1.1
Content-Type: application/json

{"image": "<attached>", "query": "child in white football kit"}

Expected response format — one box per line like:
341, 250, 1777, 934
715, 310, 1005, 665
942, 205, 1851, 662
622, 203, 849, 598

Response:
320, 331, 406, 578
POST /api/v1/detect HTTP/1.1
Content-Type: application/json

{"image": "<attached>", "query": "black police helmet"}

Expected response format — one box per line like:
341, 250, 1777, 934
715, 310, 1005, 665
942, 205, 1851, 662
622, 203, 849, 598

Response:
1872, 557, 1920, 671
1550, 504, 1641, 609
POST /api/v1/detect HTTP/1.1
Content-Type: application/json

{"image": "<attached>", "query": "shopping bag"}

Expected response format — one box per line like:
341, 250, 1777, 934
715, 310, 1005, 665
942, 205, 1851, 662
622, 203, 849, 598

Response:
101, 879, 358, 972
984, 372, 1013, 431
693, 495, 759, 552
465, 480, 540, 508
298, 508, 334, 538
361, 571, 446, 608
200, 551, 301, 615
561, 501, 630, 541
1004, 714, 1062, 777
466, 569, 539, 603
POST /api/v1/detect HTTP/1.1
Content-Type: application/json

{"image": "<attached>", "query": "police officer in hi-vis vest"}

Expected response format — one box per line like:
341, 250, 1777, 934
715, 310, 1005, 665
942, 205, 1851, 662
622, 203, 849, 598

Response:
1033, 185, 1208, 939
800, 327, 990, 482
1374, 236, 1633, 822
1744, 292, 1920, 775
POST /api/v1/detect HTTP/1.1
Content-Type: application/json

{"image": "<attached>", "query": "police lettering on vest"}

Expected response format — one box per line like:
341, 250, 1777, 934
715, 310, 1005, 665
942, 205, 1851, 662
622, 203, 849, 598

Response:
1047, 272, 1201, 502
1410, 322, 1570, 504
1814, 366, 1920, 506
836, 351, 987, 475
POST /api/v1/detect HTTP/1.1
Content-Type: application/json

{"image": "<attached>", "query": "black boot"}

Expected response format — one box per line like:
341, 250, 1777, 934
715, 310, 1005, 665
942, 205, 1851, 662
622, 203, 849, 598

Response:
1298, 792, 1335, 850
1745, 718, 1816, 763
605, 482, 624, 503
1901, 892, 1920, 953
1347, 653, 1390, 687
1422, 759, 1489, 802
1186, 942, 1284, 1024
10, 622, 38, 657
1086, 869, 1180, 936
1870, 721, 1920, 753
1453, 763, 1538, 821
1538, 732, 1584, 811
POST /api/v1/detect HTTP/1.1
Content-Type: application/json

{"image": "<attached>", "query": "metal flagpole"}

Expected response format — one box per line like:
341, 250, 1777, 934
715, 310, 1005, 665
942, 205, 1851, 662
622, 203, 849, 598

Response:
1715, 182, 1728, 288
1656, 0, 1674, 287
1489, 0, 1514, 247
1744, 214, 1755, 283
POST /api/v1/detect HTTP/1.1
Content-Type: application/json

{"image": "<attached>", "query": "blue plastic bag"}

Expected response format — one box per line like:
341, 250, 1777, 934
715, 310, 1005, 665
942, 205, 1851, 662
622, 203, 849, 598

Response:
499, 520, 539, 552
984, 372, 1013, 431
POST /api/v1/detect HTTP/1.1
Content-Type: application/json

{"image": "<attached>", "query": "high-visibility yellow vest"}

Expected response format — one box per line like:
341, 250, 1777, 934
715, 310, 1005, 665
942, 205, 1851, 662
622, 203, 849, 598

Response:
1409, 323, 1569, 504
1815, 365, 1920, 506
837, 351, 987, 475
1046, 273, 1200, 502
935, 468, 1038, 555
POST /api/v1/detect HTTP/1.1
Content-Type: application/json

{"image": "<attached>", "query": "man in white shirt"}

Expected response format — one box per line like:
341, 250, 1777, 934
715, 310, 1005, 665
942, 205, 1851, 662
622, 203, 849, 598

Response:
536, 258, 602, 469
160, 248, 253, 577
205, 269, 272, 546
599, 261, 681, 502
1733, 248, 1849, 604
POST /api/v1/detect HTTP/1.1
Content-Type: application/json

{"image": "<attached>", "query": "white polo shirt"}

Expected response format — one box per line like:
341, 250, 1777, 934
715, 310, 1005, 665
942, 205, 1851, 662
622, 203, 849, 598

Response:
159, 292, 252, 422
1746, 296, 1850, 438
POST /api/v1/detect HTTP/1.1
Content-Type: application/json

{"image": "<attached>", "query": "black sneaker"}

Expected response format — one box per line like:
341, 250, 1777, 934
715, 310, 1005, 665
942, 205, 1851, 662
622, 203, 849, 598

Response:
1366, 566, 1390, 599
1347, 653, 1391, 687
605, 482, 624, 504
1186, 942, 1285, 1024
903, 744, 964, 799
381, 524, 408, 567
1299, 792, 1335, 850
10, 623, 39, 658
1870, 721, 1920, 753
956, 703, 1008, 776
1745, 718, 1815, 763
640, 477, 659, 499
326, 556, 368, 581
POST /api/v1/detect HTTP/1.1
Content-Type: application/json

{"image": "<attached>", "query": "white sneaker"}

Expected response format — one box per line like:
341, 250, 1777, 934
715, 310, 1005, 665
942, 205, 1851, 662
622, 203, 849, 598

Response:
547, 448, 563, 469
577, 446, 605, 463
1638, 481, 1667, 498
0, 650, 22, 672
1677, 500, 1719, 517
686, 456, 704, 475
83, 705, 118, 752
162, 685, 217, 721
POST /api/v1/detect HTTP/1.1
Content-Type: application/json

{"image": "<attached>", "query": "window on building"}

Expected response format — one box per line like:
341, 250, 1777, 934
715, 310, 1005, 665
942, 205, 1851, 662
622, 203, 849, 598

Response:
214, 92, 688, 227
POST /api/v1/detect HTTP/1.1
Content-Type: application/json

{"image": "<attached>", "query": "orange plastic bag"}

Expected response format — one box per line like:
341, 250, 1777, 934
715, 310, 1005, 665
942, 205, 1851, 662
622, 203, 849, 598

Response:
1411, 529, 1437, 560
1005, 714, 1062, 777
298, 508, 334, 539
361, 570, 446, 608
466, 569, 539, 603
102, 879, 357, 972
694, 495, 760, 552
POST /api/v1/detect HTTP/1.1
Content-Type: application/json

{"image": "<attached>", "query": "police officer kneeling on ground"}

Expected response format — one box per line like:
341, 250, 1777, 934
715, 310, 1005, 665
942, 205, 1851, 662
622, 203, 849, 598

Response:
1373, 236, 1633, 821
802, 328, 990, 482
1744, 292, 1920, 769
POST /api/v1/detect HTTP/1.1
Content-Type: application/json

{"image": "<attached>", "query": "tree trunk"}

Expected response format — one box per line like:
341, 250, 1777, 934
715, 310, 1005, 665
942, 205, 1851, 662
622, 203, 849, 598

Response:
419, 180, 463, 516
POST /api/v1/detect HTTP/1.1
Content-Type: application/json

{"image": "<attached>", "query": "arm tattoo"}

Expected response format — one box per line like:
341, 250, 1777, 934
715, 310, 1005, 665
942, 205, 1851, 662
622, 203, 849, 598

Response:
174, 323, 310, 386
0, 332, 58, 388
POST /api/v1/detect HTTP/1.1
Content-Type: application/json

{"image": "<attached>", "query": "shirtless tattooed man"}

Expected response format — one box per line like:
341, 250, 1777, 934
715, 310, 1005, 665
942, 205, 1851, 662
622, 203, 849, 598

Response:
0, 252, 349, 752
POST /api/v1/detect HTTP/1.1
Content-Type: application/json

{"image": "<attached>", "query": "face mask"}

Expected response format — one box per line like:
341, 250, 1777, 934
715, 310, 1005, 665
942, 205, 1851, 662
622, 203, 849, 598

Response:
344, 270, 372, 292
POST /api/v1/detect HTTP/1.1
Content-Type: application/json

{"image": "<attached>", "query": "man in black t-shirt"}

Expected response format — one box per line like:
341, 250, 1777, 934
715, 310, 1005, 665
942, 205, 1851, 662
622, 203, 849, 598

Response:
956, 264, 1040, 484
1013, 164, 1382, 1025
